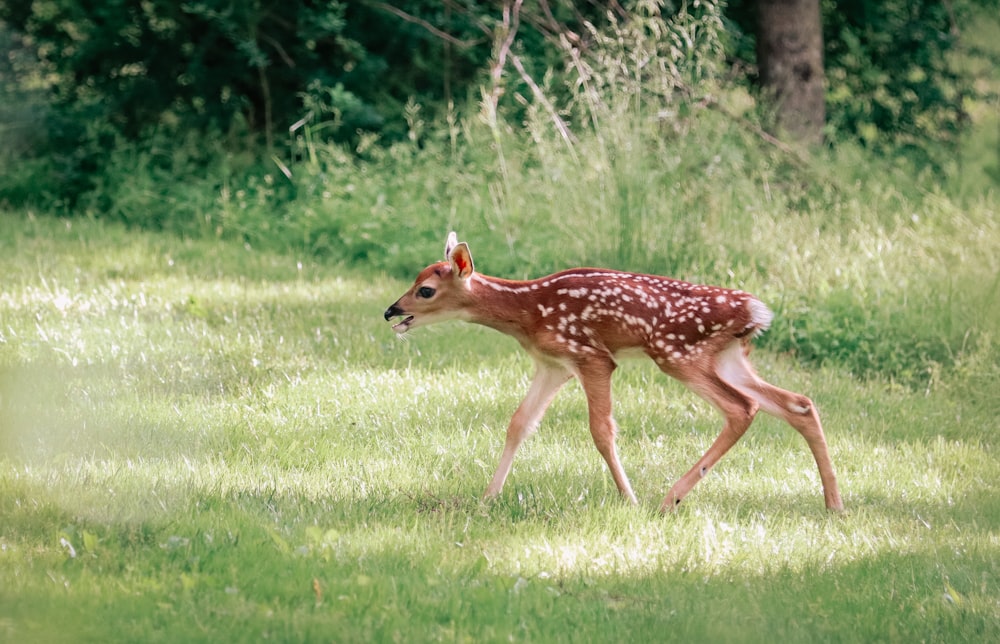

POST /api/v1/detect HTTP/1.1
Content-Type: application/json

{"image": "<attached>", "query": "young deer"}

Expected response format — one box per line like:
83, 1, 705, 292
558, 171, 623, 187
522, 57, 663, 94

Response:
384, 233, 843, 512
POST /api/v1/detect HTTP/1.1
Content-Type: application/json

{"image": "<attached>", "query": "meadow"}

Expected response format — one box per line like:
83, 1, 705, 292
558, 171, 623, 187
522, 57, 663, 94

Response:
1, 200, 997, 641
2, 1, 999, 640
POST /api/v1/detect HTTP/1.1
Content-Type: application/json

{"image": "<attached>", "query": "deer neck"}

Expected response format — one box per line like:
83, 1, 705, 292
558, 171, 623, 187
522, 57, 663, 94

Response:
466, 273, 543, 339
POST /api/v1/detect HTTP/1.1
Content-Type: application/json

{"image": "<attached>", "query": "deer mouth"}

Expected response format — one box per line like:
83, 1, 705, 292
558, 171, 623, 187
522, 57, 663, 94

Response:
384, 304, 414, 333
390, 315, 415, 333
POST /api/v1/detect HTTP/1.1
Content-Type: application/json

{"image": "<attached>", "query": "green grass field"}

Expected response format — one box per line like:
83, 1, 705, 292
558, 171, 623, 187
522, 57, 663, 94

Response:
1, 213, 997, 642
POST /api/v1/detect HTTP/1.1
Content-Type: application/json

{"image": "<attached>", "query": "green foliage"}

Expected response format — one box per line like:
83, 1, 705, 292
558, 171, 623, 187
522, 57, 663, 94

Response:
823, 0, 962, 152
0, 0, 496, 206
0, 0, 356, 137
725, 0, 999, 157
3, 0, 995, 211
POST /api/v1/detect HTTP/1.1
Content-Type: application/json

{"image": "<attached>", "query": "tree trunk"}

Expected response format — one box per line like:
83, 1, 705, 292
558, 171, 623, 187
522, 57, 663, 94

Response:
756, 0, 825, 145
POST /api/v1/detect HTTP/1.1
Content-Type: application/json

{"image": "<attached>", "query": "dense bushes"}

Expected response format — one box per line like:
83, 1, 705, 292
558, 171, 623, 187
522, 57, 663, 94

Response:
0, 0, 495, 206
2, 1, 997, 209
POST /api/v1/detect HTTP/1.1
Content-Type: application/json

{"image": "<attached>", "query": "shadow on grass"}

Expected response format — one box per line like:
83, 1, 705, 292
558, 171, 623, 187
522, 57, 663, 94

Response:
5, 478, 997, 643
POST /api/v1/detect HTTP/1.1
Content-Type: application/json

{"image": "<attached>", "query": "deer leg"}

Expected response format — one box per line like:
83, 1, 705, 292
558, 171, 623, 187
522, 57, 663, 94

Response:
714, 343, 844, 511
484, 360, 571, 499
577, 359, 638, 504
745, 380, 843, 511
661, 373, 758, 512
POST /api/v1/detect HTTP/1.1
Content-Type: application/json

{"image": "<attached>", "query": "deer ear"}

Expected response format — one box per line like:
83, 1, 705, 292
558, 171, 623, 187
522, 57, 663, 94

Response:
444, 231, 459, 260
448, 241, 475, 280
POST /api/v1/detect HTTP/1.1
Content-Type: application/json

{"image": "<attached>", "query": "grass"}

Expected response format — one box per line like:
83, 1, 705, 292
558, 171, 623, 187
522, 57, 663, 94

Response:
2, 5, 997, 640
1, 213, 998, 642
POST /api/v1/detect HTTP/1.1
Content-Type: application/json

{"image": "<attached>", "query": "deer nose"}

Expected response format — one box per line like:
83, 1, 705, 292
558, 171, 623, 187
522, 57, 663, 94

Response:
384, 303, 403, 321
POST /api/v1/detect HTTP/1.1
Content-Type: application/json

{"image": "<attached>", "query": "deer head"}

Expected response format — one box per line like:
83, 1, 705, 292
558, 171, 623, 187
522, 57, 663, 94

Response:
384, 232, 476, 334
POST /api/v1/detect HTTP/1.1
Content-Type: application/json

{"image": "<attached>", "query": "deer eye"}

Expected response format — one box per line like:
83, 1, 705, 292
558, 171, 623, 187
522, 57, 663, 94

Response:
417, 286, 436, 299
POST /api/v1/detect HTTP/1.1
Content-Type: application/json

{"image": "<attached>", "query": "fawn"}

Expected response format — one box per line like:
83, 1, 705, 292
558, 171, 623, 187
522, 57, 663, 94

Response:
384, 233, 844, 512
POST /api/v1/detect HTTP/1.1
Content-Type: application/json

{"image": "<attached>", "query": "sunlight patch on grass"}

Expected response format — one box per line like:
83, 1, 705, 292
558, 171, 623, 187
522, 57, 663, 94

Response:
2, 216, 998, 642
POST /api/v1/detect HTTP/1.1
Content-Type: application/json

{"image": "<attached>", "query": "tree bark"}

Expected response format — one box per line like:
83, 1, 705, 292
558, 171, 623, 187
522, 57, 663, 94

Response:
756, 0, 825, 145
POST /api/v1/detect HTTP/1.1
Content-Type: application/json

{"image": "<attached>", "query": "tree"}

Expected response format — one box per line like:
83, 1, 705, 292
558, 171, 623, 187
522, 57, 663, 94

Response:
726, 0, 995, 154
755, 0, 826, 145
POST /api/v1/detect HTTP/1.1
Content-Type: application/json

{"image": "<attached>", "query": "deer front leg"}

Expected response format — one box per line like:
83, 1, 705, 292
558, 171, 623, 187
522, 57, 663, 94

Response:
484, 360, 572, 499
577, 358, 638, 505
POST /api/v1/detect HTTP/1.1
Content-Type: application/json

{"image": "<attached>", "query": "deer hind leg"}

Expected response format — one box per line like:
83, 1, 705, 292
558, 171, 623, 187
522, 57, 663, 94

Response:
747, 382, 843, 511
661, 370, 759, 512
577, 358, 638, 505
484, 360, 572, 499
714, 342, 844, 511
